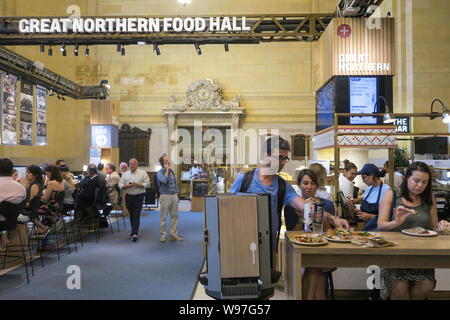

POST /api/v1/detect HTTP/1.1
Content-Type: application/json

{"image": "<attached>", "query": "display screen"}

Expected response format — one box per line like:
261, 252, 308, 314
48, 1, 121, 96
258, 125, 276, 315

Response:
315, 80, 334, 131
180, 171, 191, 181
349, 77, 377, 125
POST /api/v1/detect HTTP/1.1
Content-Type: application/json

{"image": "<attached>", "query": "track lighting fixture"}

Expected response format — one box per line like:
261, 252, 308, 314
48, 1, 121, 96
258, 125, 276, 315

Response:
224, 44, 229, 52
85, 46, 89, 56
40, 43, 44, 53
121, 45, 125, 56
48, 46, 52, 56
195, 43, 202, 55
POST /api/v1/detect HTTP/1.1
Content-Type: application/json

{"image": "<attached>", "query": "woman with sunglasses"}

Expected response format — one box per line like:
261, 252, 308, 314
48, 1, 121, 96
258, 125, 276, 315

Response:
377, 161, 449, 300
347, 163, 392, 230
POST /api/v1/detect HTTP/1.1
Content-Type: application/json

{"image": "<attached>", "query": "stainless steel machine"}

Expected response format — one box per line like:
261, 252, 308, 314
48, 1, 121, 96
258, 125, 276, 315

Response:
199, 193, 275, 300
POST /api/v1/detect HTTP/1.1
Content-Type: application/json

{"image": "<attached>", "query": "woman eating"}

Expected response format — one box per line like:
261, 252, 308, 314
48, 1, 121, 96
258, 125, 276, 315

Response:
377, 161, 449, 300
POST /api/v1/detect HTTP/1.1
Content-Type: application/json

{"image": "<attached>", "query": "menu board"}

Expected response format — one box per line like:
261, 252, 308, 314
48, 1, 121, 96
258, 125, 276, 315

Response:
35, 85, 47, 145
20, 81, 33, 145
1, 73, 18, 144
349, 77, 377, 125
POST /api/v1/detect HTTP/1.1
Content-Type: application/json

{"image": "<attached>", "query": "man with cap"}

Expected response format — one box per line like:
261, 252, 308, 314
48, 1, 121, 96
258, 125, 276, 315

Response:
347, 163, 392, 230
189, 160, 200, 180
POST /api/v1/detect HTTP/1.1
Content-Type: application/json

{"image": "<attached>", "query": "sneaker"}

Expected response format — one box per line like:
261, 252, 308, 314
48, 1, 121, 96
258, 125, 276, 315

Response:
160, 235, 167, 242
132, 234, 138, 242
129, 233, 134, 240
169, 235, 183, 241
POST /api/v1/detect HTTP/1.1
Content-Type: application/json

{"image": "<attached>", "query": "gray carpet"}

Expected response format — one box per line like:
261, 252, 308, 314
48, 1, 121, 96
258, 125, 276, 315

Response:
0, 210, 204, 300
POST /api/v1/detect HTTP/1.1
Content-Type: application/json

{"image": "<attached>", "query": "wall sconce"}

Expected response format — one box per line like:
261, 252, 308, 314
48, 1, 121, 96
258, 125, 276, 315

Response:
430, 98, 450, 124
374, 96, 395, 124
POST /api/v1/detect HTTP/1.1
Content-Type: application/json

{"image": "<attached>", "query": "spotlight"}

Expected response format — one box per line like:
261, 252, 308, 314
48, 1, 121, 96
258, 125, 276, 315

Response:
117, 43, 121, 52
153, 43, 160, 55
48, 46, 52, 56
40, 43, 44, 53
195, 43, 202, 55
85, 46, 89, 56
61, 96, 66, 101
60, 44, 65, 52
74, 43, 79, 56
62, 49, 66, 57
121, 45, 125, 56
224, 44, 229, 52
49, 90, 54, 96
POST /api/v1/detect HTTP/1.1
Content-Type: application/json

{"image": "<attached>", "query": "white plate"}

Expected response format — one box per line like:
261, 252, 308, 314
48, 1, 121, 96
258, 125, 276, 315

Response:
401, 229, 438, 237
323, 236, 351, 243
351, 231, 381, 238
291, 238, 329, 246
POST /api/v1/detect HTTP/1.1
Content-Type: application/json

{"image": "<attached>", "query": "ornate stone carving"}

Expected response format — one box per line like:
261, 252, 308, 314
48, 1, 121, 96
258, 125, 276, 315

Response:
168, 79, 240, 112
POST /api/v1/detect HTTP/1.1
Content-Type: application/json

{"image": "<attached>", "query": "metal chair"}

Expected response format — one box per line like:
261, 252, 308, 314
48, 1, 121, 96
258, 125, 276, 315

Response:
0, 201, 31, 284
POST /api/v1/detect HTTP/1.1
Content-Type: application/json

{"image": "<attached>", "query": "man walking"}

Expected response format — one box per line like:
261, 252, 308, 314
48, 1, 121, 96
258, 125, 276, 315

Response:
118, 158, 150, 242
157, 154, 182, 242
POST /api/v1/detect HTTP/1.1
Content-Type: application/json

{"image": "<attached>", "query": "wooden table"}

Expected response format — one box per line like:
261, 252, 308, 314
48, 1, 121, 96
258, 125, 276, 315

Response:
284, 231, 450, 300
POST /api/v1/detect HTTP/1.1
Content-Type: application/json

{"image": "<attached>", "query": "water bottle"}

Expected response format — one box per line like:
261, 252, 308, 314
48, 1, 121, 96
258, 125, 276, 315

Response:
303, 198, 314, 233
312, 203, 324, 235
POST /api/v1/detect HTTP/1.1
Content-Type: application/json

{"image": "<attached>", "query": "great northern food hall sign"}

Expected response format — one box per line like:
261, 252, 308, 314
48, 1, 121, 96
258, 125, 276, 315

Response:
18, 17, 251, 33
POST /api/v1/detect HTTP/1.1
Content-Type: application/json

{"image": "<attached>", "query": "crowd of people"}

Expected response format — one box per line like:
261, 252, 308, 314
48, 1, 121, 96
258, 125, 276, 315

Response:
0, 156, 184, 250
1, 135, 448, 300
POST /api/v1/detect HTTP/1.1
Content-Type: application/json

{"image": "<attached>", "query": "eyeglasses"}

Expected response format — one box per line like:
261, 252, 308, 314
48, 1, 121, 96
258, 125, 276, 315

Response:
271, 154, 290, 162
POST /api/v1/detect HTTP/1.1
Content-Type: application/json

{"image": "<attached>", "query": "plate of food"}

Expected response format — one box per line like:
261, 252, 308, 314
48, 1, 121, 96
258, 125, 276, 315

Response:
291, 233, 328, 246
324, 228, 352, 243
352, 231, 381, 238
401, 227, 438, 237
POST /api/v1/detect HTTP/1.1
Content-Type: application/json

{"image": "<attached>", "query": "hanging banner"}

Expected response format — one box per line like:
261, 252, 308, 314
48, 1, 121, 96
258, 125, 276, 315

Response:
1, 73, 18, 145
20, 81, 33, 145
35, 85, 47, 145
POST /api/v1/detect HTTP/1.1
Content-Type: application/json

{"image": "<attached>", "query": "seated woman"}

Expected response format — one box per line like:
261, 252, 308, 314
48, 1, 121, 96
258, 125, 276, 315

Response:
308, 162, 333, 202
60, 165, 75, 214
347, 163, 391, 231
40, 165, 65, 226
285, 169, 337, 300
20, 165, 50, 236
377, 161, 449, 300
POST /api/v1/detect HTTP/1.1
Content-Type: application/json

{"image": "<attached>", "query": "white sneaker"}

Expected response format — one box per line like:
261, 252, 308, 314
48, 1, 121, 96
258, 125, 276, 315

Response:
170, 235, 183, 241
160, 235, 167, 242
17, 214, 30, 223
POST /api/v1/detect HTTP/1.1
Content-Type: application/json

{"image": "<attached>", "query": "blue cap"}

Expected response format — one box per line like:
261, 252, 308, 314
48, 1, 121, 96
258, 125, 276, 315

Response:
356, 163, 382, 177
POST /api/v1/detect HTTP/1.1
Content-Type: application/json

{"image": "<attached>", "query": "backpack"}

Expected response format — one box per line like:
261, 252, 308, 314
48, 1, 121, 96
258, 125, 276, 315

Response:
239, 169, 286, 250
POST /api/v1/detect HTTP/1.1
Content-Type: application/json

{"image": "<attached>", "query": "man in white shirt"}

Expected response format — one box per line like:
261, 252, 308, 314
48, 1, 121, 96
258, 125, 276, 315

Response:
118, 158, 150, 241
0, 158, 26, 248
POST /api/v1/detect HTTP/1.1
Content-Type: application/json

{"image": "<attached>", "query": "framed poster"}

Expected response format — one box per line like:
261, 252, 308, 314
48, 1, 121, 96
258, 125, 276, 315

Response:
35, 85, 47, 145
2, 73, 18, 145
20, 81, 33, 145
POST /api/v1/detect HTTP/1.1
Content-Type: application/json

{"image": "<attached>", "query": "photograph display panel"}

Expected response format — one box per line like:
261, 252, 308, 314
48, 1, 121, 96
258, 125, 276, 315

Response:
20, 80, 33, 145
35, 85, 47, 145
1, 73, 18, 145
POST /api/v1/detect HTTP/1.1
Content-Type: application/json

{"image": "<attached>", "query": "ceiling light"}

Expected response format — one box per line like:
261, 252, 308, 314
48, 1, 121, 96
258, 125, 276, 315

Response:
224, 44, 229, 52
40, 43, 44, 53
195, 43, 202, 55
60, 44, 65, 52
48, 46, 52, 56
373, 96, 395, 124
85, 46, 89, 56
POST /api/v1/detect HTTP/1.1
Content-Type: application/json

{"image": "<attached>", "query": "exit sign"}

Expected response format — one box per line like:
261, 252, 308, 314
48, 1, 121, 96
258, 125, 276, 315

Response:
394, 117, 410, 133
